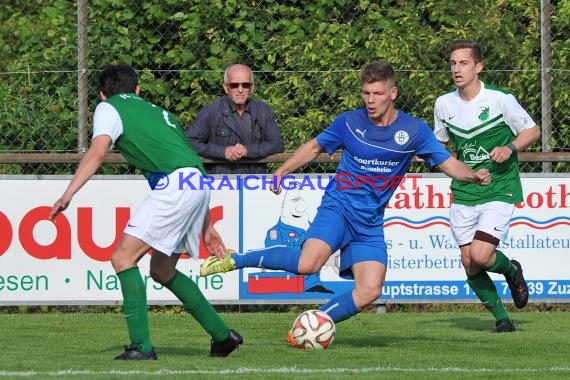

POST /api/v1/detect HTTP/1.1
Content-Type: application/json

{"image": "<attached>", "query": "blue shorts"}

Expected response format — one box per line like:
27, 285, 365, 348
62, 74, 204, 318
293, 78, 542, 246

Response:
304, 204, 387, 280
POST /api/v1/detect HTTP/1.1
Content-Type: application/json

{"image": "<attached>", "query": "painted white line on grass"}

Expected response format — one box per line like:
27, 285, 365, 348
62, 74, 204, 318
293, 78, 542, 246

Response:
1, 367, 570, 377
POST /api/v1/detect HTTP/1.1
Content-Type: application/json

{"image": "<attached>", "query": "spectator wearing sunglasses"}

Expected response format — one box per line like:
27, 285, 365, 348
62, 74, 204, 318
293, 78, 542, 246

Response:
186, 63, 284, 174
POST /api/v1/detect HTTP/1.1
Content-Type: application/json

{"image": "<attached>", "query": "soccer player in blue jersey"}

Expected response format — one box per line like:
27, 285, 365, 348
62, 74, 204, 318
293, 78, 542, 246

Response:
200, 60, 491, 344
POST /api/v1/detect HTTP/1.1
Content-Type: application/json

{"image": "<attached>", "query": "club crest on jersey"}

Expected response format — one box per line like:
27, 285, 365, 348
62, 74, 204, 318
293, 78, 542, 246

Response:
478, 106, 490, 121
394, 130, 409, 145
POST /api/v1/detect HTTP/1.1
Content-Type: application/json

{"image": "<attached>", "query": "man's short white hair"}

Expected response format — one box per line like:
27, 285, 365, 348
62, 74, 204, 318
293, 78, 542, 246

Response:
223, 64, 254, 82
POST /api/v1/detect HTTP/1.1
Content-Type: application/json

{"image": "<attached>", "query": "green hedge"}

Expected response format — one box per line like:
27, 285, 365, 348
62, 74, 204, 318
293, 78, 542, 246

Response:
1, 0, 568, 172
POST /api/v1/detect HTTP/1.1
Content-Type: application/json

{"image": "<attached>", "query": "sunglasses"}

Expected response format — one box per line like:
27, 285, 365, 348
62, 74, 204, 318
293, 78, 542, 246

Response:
228, 82, 253, 89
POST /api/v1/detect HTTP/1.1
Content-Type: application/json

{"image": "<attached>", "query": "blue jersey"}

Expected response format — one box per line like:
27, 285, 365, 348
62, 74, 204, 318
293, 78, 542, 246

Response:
265, 220, 307, 249
316, 108, 450, 230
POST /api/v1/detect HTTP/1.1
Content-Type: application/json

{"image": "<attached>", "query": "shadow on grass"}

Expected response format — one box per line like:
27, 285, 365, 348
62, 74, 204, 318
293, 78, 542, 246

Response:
339, 334, 394, 348
429, 315, 528, 333
105, 344, 204, 359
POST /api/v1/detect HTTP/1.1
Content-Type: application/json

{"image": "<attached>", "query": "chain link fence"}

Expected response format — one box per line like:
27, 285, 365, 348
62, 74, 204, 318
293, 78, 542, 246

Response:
0, 0, 568, 175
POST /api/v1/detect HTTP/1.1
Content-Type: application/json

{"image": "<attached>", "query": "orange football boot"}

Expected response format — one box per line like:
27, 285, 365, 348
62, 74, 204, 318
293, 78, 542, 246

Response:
286, 330, 300, 348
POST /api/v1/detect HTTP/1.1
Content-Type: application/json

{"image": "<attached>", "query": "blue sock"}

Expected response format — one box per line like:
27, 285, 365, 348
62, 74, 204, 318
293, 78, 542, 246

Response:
319, 290, 359, 323
233, 245, 301, 273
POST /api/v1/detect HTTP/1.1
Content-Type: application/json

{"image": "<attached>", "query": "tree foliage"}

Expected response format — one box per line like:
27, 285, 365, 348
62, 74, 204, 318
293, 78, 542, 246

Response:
0, 0, 568, 172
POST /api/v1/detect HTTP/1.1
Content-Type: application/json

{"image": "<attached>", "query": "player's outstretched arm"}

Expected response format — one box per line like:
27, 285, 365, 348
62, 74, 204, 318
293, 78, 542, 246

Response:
271, 138, 324, 194
437, 156, 490, 185
49, 135, 111, 220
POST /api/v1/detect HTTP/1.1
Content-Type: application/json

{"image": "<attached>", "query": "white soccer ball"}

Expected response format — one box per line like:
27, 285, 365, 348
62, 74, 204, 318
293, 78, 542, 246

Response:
292, 309, 335, 349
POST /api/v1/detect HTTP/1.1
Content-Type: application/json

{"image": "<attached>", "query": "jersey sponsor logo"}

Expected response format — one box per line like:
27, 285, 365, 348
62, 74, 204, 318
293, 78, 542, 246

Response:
462, 146, 490, 165
447, 115, 456, 120
478, 106, 490, 121
352, 156, 400, 173
394, 130, 409, 145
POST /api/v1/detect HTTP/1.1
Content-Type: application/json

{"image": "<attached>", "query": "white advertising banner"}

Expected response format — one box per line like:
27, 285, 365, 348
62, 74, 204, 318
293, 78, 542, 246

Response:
0, 177, 240, 304
0, 174, 568, 305
240, 174, 570, 303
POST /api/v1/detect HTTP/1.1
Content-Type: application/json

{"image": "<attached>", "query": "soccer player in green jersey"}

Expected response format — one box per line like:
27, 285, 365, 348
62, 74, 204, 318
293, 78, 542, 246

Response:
50, 64, 243, 359
434, 40, 540, 332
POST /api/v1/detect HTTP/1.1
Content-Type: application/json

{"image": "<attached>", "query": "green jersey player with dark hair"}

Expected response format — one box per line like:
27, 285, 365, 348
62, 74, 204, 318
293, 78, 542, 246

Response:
434, 40, 540, 332
50, 64, 243, 359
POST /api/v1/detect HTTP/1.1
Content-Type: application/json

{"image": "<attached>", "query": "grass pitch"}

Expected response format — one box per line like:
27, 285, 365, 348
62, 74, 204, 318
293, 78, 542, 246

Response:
0, 310, 568, 379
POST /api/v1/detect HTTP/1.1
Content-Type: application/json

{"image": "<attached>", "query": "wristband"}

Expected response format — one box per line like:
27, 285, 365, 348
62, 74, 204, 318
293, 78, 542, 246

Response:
507, 142, 517, 153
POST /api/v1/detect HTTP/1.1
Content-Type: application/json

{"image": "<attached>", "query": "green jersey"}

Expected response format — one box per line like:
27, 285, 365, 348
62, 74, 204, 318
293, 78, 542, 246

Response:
433, 82, 535, 205
93, 93, 206, 180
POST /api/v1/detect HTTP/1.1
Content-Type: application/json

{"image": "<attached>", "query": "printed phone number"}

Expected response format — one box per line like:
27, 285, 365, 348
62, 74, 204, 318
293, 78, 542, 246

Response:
467, 280, 570, 297
382, 280, 570, 299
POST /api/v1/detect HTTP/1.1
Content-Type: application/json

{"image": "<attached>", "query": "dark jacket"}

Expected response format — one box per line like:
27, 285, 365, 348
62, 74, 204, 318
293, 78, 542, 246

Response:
186, 95, 284, 174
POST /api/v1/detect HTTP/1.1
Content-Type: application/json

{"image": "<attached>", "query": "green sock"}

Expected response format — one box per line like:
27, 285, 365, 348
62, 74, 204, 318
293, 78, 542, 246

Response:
117, 267, 153, 352
164, 271, 230, 342
467, 271, 510, 321
487, 249, 516, 277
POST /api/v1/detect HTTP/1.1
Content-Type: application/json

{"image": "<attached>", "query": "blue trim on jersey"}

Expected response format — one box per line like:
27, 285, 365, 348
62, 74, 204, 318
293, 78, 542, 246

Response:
316, 108, 450, 228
